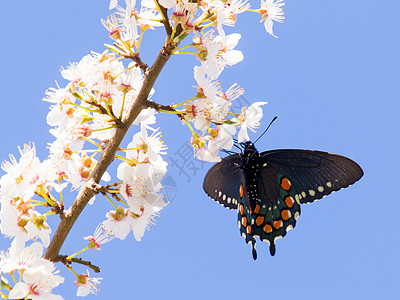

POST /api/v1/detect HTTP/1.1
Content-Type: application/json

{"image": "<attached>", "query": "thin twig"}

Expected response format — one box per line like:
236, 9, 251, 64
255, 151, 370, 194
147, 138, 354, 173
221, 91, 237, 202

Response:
88, 100, 124, 127
157, 1, 172, 37
124, 53, 149, 73
51, 203, 65, 219
145, 100, 184, 119
57, 255, 101, 273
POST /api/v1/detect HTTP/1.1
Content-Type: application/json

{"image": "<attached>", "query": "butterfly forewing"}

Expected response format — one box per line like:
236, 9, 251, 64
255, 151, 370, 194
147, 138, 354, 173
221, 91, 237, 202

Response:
203, 154, 244, 210
260, 150, 364, 204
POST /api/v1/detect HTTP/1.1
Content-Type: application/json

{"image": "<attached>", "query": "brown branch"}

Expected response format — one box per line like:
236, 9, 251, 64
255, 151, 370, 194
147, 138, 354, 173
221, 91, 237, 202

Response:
157, 1, 172, 37
44, 40, 176, 262
57, 254, 101, 273
145, 100, 184, 119
87, 100, 124, 127
124, 53, 149, 73
145, 100, 176, 112
51, 203, 65, 219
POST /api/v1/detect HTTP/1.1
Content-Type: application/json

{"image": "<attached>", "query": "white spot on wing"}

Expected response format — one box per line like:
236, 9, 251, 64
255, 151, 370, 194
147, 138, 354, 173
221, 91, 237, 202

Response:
295, 194, 300, 203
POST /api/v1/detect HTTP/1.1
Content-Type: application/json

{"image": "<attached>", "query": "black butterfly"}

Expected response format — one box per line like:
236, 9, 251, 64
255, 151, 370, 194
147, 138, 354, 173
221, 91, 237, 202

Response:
203, 141, 363, 259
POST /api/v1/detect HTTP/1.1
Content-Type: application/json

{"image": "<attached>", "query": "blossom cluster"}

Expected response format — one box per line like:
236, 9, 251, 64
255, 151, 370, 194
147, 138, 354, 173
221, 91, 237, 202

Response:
104, 0, 284, 162
0, 0, 285, 298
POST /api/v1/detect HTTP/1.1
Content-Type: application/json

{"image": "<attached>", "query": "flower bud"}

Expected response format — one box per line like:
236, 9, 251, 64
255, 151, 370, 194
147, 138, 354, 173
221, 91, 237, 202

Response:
83, 156, 92, 168
110, 207, 127, 221
139, 142, 148, 153
76, 273, 89, 285
118, 83, 133, 94
80, 167, 90, 179
110, 28, 122, 41
197, 50, 208, 62
64, 146, 72, 159
191, 133, 206, 149
208, 127, 219, 139
171, 11, 185, 24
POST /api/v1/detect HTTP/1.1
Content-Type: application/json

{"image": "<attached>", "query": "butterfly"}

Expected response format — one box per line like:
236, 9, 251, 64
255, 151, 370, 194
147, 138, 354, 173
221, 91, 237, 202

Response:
203, 141, 363, 259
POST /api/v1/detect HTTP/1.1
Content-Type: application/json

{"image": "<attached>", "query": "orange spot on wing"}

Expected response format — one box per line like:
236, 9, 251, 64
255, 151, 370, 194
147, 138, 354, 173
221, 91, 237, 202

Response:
239, 184, 244, 198
256, 216, 264, 226
254, 204, 260, 214
264, 224, 273, 233
247, 225, 252, 234
239, 204, 244, 215
242, 216, 247, 227
281, 178, 291, 191
281, 210, 291, 221
273, 220, 283, 229
284, 196, 294, 208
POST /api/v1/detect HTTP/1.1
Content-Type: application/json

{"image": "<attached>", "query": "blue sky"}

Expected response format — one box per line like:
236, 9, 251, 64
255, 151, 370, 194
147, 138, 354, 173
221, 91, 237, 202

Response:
0, 1, 399, 299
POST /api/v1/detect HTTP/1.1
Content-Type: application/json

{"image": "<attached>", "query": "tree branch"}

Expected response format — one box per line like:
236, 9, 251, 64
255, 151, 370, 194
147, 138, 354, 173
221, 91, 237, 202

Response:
157, 1, 172, 37
124, 53, 149, 73
57, 255, 101, 273
44, 40, 176, 262
145, 100, 184, 119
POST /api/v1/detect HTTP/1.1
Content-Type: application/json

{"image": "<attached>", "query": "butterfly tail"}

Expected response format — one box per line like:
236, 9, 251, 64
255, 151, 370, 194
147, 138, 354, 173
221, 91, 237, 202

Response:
269, 242, 276, 256
252, 241, 257, 260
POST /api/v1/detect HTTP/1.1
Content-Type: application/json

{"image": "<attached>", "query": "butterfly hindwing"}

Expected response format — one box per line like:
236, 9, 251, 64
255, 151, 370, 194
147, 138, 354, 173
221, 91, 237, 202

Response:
252, 169, 301, 256
237, 182, 258, 259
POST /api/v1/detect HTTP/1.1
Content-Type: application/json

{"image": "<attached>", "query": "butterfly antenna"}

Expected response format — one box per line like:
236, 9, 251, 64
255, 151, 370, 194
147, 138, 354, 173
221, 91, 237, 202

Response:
253, 116, 277, 145
233, 143, 242, 152
221, 149, 236, 155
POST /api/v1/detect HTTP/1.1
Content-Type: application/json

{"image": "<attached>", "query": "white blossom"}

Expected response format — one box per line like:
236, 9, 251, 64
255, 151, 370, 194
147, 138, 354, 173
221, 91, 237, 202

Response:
233, 102, 268, 142
1, 243, 64, 300
84, 225, 115, 250
260, 0, 285, 37
75, 270, 102, 297
102, 207, 131, 240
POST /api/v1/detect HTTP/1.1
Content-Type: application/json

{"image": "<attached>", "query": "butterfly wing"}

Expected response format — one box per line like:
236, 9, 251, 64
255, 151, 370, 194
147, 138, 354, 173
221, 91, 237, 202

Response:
204, 148, 363, 259
251, 150, 363, 257
204, 154, 258, 257
251, 166, 301, 256
260, 149, 364, 204
203, 154, 244, 210
236, 181, 258, 259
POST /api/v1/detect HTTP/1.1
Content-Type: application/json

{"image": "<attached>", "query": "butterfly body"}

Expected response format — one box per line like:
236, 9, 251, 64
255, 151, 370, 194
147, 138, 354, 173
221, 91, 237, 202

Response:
203, 142, 363, 259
